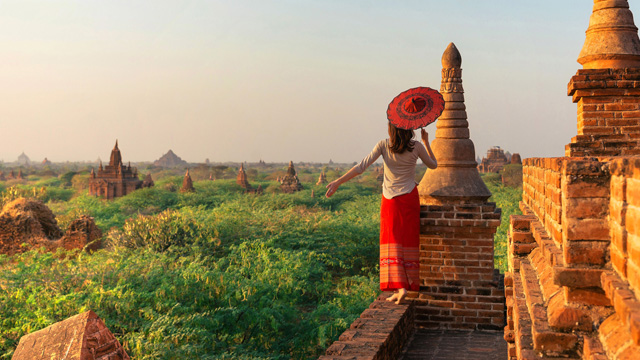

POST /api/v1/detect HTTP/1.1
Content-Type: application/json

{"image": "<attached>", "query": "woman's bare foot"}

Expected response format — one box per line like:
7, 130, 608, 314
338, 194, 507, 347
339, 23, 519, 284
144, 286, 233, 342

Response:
395, 288, 407, 305
386, 292, 399, 302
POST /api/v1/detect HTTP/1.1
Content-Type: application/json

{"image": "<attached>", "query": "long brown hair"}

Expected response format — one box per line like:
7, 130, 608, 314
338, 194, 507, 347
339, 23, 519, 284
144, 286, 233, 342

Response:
388, 123, 415, 154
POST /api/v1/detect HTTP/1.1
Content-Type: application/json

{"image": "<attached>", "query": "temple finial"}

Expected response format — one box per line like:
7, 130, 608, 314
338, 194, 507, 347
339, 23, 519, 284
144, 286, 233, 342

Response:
578, 0, 640, 68
442, 42, 462, 69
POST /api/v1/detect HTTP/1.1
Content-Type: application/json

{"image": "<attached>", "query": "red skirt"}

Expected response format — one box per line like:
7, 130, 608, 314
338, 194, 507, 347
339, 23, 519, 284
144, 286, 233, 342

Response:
380, 186, 420, 291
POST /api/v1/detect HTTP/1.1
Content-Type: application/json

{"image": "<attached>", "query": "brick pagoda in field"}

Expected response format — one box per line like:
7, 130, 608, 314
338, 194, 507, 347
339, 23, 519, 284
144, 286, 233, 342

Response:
236, 163, 263, 194
478, 146, 509, 173
280, 161, 303, 193
316, 171, 327, 185
414, 43, 504, 331
12, 310, 130, 360
142, 173, 154, 188
504, 1, 640, 359
181, 169, 195, 193
89, 141, 147, 199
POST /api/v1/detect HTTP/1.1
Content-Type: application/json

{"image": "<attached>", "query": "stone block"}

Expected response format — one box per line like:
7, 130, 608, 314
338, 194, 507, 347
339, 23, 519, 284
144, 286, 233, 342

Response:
562, 217, 609, 241
553, 267, 604, 288
564, 287, 610, 307
547, 289, 592, 331
563, 240, 609, 266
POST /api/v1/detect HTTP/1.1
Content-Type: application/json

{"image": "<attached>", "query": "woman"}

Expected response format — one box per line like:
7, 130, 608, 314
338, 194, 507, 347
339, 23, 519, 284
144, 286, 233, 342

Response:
325, 123, 437, 304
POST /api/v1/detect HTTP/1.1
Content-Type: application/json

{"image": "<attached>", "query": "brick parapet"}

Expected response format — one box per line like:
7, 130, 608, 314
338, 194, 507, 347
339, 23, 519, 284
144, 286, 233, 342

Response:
609, 157, 640, 296
510, 155, 640, 359
566, 69, 640, 157
417, 202, 504, 331
318, 293, 415, 360
523, 157, 613, 269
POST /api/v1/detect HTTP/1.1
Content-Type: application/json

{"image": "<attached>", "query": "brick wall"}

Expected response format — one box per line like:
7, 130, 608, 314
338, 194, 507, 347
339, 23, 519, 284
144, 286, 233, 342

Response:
414, 202, 504, 331
318, 293, 415, 360
506, 156, 640, 359
522, 158, 563, 246
566, 69, 640, 157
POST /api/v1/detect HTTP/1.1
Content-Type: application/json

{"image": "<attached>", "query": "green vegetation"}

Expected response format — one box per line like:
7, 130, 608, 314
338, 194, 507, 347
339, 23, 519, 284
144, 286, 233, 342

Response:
0, 163, 521, 359
482, 173, 523, 273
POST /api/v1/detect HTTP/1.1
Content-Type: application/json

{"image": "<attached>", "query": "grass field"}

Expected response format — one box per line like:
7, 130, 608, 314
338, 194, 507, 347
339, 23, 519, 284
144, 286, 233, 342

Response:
0, 165, 521, 359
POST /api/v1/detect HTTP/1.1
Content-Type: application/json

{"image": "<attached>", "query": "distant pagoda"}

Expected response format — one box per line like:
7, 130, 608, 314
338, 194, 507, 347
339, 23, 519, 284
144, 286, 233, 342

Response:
181, 169, 195, 193
154, 150, 188, 168
236, 163, 262, 194
236, 163, 251, 188
316, 171, 327, 185
89, 141, 145, 199
142, 174, 155, 188
280, 161, 303, 193
17, 152, 30, 165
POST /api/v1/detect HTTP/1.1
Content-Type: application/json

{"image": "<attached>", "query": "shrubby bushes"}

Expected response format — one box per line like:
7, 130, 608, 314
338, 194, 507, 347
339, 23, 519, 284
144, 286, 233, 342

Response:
482, 173, 523, 272
0, 179, 381, 359
0, 169, 521, 358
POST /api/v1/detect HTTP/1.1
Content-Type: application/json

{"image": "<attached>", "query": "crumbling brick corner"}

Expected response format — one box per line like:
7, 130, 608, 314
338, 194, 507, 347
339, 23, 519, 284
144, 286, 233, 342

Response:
12, 310, 130, 360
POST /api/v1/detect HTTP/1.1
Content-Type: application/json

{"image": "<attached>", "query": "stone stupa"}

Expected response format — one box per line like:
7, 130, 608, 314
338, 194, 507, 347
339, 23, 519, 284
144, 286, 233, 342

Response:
418, 42, 491, 203
280, 161, 303, 193
181, 169, 195, 193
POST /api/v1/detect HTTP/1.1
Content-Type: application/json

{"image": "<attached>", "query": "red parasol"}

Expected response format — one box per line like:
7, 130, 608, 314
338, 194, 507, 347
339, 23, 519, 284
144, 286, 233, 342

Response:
386, 87, 444, 130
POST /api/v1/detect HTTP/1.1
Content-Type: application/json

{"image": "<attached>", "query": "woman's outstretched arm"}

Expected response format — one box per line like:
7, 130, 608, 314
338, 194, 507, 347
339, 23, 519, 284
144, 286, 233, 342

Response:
420, 129, 437, 169
326, 140, 384, 198
325, 167, 360, 198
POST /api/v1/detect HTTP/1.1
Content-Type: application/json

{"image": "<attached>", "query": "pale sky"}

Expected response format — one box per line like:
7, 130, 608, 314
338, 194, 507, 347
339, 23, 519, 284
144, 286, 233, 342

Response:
0, 1, 611, 163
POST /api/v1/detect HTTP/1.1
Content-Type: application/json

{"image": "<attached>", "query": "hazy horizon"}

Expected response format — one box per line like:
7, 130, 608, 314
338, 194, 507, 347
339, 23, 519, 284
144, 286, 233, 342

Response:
0, 1, 605, 163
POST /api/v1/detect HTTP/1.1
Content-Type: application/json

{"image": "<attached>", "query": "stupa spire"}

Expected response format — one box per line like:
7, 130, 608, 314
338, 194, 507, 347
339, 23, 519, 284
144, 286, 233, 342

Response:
109, 140, 122, 167
578, 0, 640, 69
417, 43, 491, 204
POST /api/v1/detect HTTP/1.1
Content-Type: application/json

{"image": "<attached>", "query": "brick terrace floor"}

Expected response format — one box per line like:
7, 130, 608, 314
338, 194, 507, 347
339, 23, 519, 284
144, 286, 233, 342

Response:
401, 330, 507, 360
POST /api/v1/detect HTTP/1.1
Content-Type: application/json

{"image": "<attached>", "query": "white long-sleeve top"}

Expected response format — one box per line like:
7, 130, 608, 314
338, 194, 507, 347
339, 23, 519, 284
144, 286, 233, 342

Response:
354, 139, 432, 199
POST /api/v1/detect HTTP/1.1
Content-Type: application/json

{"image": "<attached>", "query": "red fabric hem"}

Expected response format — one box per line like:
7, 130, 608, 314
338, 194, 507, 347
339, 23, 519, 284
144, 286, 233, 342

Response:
381, 282, 420, 292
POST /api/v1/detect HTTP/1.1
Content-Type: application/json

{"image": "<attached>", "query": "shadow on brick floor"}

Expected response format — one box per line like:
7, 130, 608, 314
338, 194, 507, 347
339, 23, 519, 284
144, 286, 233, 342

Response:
400, 329, 507, 360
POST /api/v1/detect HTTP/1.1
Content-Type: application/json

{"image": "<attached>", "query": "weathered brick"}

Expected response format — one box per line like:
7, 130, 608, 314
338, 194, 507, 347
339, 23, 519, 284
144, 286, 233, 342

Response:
612, 246, 629, 279
553, 267, 604, 288
562, 217, 610, 241
564, 197, 609, 218
563, 240, 609, 265
564, 287, 611, 306
547, 292, 592, 331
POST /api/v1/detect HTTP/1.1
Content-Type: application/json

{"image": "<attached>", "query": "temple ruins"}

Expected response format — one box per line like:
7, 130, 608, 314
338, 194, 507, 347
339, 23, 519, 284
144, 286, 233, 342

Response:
17, 152, 30, 165
478, 146, 508, 173
236, 163, 251, 189
89, 141, 145, 200
12, 310, 130, 360
280, 161, 303, 193
415, 43, 505, 330
236, 163, 263, 194
511, 153, 522, 165
316, 171, 327, 185
322, 3, 640, 348
181, 169, 195, 192
154, 149, 188, 168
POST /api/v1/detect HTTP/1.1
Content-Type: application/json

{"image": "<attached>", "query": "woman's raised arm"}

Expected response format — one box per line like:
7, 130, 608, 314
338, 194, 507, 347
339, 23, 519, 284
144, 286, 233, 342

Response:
420, 129, 437, 169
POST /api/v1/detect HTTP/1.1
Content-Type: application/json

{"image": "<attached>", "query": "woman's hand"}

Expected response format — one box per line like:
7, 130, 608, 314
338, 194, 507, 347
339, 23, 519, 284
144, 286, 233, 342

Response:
421, 128, 429, 144
325, 180, 340, 198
